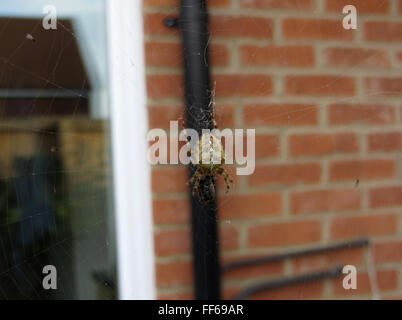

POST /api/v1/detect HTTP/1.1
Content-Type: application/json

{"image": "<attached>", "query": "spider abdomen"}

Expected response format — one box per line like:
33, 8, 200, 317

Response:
193, 133, 225, 168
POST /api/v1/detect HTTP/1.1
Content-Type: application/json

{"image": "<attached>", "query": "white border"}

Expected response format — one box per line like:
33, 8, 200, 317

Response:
106, 0, 155, 299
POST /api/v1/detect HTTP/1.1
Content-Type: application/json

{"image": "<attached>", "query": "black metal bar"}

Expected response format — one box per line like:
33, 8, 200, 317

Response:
222, 237, 369, 273
179, 0, 221, 300
234, 265, 343, 300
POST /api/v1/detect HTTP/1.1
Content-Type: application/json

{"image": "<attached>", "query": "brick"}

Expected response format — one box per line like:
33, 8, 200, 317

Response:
375, 270, 399, 292
148, 105, 182, 128
292, 247, 364, 273
365, 21, 402, 41
239, 0, 313, 10
248, 220, 321, 247
365, 77, 402, 96
397, 52, 402, 65
151, 167, 188, 193
384, 294, 402, 300
369, 186, 402, 208
240, 45, 314, 67
374, 241, 402, 263
216, 165, 239, 190
243, 103, 318, 126
144, 0, 229, 7
368, 132, 402, 151
146, 74, 182, 98
145, 42, 229, 67
330, 214, 397, 239
146, 0, 402, 300
325, 0, 389, 13
285, 75, 355, 96
144, 13, 179, 36
248, 162, 321, 186
154, 229, 190, 256
219, 192, 282, 219
223, 134, 279, 159
210, 15, 272, 38
328, 103, 395, 125
220, 226, 239, 250
289, 132, 358, 156
332, 269, 397, 296
209, 0, 231, 6
145, 42, 181, 67
153, 197, 190, 224
222, 254, 283, 280
329, 159, 395, 181
156, 260, 192, 286
215, 105, 235, 128
214, 74, 273, 96
283, 18, 353, 40
255, 134, 280, 158
323, 47, 390, 68
291, 188, 361, 214
222, 286, 241, 300
158, 290, 193, 300
251, 282, 323, 300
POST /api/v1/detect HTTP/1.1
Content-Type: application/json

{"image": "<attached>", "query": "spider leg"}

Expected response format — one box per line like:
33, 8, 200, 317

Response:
179, 118, 186, 130
208, 82, 217, 129
189, 167, 199, 185
192, 176, 201, 197
217, 167, 233, 193
189, 167, 203, 197
209, 111, 217, 129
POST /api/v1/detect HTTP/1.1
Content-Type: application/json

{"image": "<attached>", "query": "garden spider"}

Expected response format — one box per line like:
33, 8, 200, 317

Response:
188, 131, 233, 203
185, 86, 233, 203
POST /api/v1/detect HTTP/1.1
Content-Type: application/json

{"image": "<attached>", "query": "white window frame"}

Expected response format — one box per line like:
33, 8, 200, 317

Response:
106, 0, 155, 299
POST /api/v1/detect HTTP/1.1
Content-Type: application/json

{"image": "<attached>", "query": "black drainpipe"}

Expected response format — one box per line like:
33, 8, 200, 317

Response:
168, 0, 221, 300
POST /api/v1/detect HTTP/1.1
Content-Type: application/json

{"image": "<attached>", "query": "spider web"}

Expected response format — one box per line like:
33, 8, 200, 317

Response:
0, 0, 399, 301
156, 0, 399, 300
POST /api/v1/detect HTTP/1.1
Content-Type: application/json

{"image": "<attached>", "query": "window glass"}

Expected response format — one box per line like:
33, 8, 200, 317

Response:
0, 0, 116, 299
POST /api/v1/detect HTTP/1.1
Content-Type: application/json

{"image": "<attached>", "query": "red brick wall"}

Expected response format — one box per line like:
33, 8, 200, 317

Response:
144, 0, 402, 299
